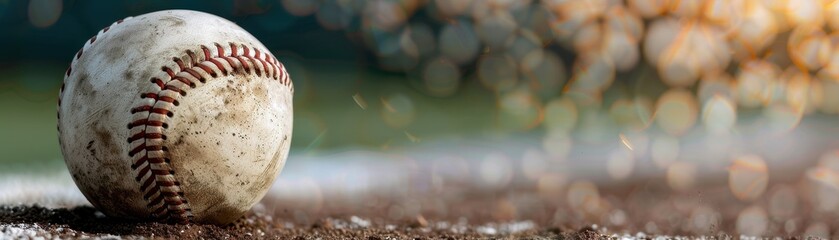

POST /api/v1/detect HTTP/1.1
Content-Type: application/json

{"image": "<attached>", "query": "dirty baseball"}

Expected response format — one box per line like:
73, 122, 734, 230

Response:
57, 10, 293, 224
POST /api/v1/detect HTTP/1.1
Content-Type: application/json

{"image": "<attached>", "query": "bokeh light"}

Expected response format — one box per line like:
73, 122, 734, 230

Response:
702, 95, 737, 135
475, 10, 517, 49
402, 23, 437, 59
498, 86, 542, 131
572, 21, 601, 54
627, 0, 666, 18
381, 93, 416, 128
566, 181, 602, 219
736, 205, 769, 237
543, 97, 577, 133
656, 20, 729, 87
737, 60, 780, 108
478, 54, 519, 92
28, 0, 62, 28
698, 72, 735, 103
703, 0, 740, 26
730, 2, 778, 59
728, 155, 769, 201
521, 49, 566, 100
609, 98, 651, 132
783, 68, 822, 114
316, 0, 354, 30
607, 147, 634, 180
537, 173, 567, 201
422, 57, 460, 97
479, 152, 513, 190
602, 27, 640, 72
828, 1, 839, 30
690, 205, 720, 235
651, 135, 679, 168
569, 53, 615, 93
521, 148, 548, 180
666, 0, 703, 18
643, 17, 679, 70
281, 0, 319, 16
433, 0, 472, 17
768, 185, 798, 222
783, 0, 824, 27
439, 21, 481, 65
803, 222, 830, 239
542, 129, 572, 159
788, 25, 831, 71
667, 161, 696, 191
655, 89, 698, 136
764, 104, 803, 134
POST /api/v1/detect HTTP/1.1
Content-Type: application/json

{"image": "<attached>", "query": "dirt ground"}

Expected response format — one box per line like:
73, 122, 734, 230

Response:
1, 144, 832, 239
0, 176, 816, 239
0, 205, 639, 239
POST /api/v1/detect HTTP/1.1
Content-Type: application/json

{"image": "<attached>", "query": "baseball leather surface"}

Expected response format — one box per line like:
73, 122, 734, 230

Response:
57, 10, 293, 224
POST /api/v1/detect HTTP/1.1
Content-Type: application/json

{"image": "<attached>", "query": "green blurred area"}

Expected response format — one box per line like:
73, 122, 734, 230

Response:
0, 59, 504, 173
0, 63, 64, 172
0, 88, 63, 172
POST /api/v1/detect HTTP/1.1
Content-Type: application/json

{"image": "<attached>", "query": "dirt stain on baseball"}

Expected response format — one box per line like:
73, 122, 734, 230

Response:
253, 85, 267, 100
92, 112, 121, 159
85, 140, 97, 160
160, 16, 186, 27
74, 72, 93, 97
123, 70, 135, 81
249, 136, 288, 194
192, 187, 241, 224
105, 42, 129, 65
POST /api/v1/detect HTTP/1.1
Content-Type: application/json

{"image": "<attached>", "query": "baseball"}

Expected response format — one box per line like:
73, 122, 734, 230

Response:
56, 10, 293, 224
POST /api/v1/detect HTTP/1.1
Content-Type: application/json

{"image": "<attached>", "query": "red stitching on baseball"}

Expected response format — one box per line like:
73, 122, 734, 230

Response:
173, 76, 196, 88
198, 62, 218, 77
255, 49, 270, 77
227, 57, 243, 74
204, 47, 228, 76
127, 42, 290, 224
164, 198, 183, 205
215, 43, 225, 56
152, 205, 166, 214
127, 119, 167, 129
237, 55, 252, 74
128, 132, 166, 141
147, 194, 164, 205
150, 78, 165, 89
164, 85, 187, 96
142, 181, 161, 195
173, 57, 186, 71
151, 169, 174, 176
162, 66, 176, 78
183, 68, 205, 83
137, 167, 151, 182
229, 42, 238, 56
140, 175, 156, 189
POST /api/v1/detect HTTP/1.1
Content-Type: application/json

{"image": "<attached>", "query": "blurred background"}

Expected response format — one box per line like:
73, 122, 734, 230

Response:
4, 0, 839, 237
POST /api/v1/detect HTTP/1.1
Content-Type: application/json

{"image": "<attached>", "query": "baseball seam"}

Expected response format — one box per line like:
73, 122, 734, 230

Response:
127, 42, 291, 223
